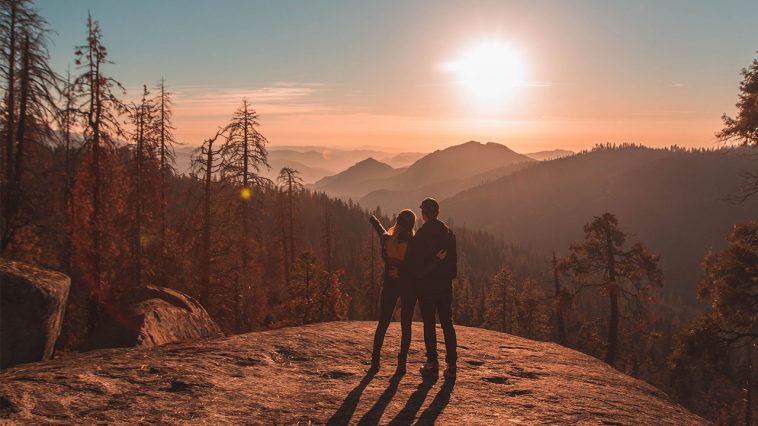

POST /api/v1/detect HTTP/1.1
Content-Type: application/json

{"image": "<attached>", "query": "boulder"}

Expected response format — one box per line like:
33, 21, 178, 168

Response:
0, 259, 71, 369
88, 285, 222, 349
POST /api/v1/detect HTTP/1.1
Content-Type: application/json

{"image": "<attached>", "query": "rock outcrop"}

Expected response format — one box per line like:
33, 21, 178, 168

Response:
88, 285, 222, 349
0, 259, 70, 369
0, 321, 704, 424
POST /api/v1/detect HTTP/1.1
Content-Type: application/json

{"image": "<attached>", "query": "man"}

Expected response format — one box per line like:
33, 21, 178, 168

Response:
407, 197, 458, 379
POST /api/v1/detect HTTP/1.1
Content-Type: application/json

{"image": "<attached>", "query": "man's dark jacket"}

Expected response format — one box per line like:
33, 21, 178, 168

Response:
406, 218, 457, 288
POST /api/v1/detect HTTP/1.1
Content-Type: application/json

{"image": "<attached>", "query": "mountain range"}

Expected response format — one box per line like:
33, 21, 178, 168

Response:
442, 145, 758, 303
174, 142, 567, 185
312, 141, 535, 208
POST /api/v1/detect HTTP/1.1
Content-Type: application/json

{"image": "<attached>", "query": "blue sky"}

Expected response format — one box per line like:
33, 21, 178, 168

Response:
35, 0, 758, 151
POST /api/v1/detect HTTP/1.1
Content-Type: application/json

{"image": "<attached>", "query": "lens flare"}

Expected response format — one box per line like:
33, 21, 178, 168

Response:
240, 187, 252, 200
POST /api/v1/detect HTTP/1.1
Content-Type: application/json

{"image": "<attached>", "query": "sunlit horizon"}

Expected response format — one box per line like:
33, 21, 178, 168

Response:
36, 0, 758, 153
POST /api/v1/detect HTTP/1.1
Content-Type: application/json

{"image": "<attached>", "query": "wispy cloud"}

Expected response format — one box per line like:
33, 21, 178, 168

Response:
169, 81, 344, 144
172, 82, 336, 117
525, 81, 552, 88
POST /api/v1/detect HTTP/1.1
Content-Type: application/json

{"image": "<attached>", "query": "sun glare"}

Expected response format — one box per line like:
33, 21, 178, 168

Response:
442, 41, 525, 105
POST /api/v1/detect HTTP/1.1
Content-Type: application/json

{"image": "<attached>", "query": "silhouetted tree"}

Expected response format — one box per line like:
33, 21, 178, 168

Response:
54, 68, 80, 273
220, 99, 270, 329
485, 266, 516, 333
128, 85, 159, 289
154, 78, 177, 274
561, 212, 663, 365
553, 251, 568, 345
1, 0, 59, 253
322, 197, 333, 272
278, 166, 303, 273
70, 12, 126, 332
190, 128, 224, 307
717, 52, 758, 201
666, 221, 758, 424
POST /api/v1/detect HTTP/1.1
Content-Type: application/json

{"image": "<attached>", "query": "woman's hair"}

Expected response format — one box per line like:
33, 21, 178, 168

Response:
388, 209, 416, 242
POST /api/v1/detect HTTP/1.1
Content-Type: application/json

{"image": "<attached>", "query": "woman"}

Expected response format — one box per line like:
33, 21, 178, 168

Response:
369, 210, 417, 373
368, 210, 445, 373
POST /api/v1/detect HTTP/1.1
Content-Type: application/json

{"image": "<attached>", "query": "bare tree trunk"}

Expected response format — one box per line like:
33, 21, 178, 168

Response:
280, 190, 290, 286
134, 96, 145, 290
159, 79, 167, 280
553, 251, 567, 345
11, 33, 29, 232
605, 224, 619, 365
63, 72, 74, 273
201, 141, 213, 308
287, 178, 294, 265
303, 259, 310, 324
323, 198, 332, 272
88, 27, 104, 331
1, 1, 17, 253
236, 100, 250, 332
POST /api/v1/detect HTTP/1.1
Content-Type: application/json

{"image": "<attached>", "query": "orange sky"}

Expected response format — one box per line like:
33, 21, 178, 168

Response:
40, 0, 758, 154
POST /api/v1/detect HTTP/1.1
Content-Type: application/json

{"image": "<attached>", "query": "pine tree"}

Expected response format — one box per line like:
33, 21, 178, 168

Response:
485, 266, 516, 333
717, 52, 758, 200
560, 212, 663, 364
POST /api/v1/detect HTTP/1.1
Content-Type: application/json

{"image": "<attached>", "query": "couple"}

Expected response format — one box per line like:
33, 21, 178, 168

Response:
368, 197, 457, 379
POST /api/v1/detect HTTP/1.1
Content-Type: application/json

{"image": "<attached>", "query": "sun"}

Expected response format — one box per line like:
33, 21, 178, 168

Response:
442, 41, 525, 105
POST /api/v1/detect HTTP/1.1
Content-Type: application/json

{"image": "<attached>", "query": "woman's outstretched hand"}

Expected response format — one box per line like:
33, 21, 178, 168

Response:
436, 249, 448, 260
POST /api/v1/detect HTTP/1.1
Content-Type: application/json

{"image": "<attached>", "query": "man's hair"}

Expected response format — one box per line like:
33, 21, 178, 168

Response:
420, 197, 439, 219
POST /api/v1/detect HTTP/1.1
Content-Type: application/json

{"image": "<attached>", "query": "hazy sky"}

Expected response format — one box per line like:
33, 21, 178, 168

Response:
37, 0, 758, 153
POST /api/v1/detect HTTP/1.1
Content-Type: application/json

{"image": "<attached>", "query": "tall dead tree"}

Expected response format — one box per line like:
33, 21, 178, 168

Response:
1, 0, 19, 251
221, 99, 270, 330
277, 167, 303, 272
154, 78, 177, 274
1, 0, 59, 253
72, 12, 125, 318
56, 68, 80, 272
191, 128, 224, 308
128, 85, 157, 289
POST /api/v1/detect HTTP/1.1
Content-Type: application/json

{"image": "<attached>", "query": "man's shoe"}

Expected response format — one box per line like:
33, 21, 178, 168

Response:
419, 361, 439, 377
443, 365, 457, 379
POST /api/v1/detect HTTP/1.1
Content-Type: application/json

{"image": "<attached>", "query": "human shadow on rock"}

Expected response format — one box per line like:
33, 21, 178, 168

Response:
417, 376, 455, 423
388, 375, 437, 425
326, 370, 377, 426
357, 370, 405, 426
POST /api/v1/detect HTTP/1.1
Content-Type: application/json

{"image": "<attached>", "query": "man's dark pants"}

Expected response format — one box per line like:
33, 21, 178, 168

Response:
419, 281, 457, 365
